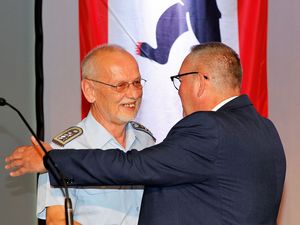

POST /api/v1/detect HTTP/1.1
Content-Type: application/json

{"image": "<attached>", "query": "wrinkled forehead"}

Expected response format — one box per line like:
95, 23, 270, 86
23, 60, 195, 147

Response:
94, 51, 140, 81
92, 49, 134, 63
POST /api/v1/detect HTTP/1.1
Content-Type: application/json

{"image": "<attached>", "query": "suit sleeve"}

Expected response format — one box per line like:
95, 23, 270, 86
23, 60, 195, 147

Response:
47, 113, 219, 187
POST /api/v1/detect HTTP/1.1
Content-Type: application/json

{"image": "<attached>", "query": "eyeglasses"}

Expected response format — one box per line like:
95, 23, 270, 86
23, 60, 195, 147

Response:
86, 78, 147, 93
170, 72, 208, 90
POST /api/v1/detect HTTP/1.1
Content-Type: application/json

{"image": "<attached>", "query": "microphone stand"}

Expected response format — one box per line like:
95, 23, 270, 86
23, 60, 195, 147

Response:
1, 97, 74, 225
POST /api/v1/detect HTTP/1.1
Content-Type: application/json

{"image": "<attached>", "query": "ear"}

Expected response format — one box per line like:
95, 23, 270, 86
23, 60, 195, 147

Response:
81, 79, 96, 103
196, 74, 206, 97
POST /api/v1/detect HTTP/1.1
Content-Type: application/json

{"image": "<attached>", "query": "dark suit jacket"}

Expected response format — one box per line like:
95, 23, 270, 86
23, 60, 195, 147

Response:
47, 95, 286, 225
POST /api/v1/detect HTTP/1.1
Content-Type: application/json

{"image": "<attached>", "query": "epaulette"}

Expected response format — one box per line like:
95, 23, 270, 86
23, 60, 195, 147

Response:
52, 126, 83, 147
130, 121, 156, 142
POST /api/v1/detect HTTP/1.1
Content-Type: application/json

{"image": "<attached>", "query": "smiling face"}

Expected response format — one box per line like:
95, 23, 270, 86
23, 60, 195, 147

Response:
82, 48, 143, 127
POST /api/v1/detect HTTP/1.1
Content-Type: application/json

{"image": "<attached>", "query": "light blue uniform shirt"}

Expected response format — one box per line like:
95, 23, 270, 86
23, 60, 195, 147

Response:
37, 112, 155, 225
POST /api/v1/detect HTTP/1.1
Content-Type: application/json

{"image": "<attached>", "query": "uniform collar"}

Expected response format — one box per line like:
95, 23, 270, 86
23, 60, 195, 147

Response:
125, 123, 137, 150
83, 112, 138, 151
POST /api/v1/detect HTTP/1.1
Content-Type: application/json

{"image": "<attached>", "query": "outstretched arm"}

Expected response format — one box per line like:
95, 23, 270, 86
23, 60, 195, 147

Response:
5, 136, 51, 176
46, 114, 218, 187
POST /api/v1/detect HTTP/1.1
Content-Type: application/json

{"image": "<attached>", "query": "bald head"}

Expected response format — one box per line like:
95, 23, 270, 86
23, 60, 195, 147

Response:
188, 42, 242, 94
81, 44, 137, 80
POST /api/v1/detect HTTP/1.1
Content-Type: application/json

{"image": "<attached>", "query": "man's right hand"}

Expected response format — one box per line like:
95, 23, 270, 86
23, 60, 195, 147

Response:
4, 136, 52, 176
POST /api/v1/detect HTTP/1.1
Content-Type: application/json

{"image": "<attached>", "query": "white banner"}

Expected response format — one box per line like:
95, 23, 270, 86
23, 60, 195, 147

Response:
108, 0, 238, 142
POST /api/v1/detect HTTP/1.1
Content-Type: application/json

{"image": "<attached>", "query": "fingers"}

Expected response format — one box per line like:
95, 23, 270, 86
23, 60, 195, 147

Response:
9, 167, 27, 177
30, 135, 38, 146
5, 144, 47, 176
5, 146, 32, 176
30, 135, 52, 153
5, 156, 30, 177
5, 158, 23, 169
5, 146, 26, 163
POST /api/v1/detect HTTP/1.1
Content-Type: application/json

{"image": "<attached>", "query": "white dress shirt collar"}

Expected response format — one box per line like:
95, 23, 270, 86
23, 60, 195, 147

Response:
211, 96, 238, 111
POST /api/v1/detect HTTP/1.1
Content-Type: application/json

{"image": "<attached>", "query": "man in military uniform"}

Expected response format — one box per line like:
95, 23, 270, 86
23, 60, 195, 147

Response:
37, 44, 155, 225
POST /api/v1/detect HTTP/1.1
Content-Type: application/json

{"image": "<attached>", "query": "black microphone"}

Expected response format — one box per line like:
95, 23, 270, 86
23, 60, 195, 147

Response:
1, 97, 74, 225
0, 97, 6, 106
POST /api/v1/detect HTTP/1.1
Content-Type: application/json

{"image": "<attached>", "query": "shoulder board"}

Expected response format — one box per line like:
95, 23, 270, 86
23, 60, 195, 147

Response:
52, 126, 83, 147
130, 121, 156, 142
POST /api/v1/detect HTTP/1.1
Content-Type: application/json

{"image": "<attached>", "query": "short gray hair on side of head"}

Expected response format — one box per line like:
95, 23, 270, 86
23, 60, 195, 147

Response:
190, 42, 242, 91
81, 44, 128, 79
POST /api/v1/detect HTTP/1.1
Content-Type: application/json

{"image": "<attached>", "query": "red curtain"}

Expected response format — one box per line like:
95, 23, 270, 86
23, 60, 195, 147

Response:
79, 0, 108, 118
238, 0, 268, 117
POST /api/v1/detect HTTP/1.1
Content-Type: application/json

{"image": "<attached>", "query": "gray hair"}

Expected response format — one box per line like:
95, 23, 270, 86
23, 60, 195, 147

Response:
81, 44, 129, 79
190, 42, 242, 91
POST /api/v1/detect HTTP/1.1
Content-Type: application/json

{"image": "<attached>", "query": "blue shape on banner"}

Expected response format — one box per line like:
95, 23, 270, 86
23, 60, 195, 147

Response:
136, 0, 221, 64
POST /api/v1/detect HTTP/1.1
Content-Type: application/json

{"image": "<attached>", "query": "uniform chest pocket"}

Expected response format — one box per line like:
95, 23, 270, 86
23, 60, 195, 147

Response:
75, 187, 144, 207
76, 185, 143, 196
77, 186, 121, 196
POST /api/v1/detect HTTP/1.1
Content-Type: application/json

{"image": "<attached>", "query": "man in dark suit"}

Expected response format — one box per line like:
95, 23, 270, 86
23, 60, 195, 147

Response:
6, 42, 286, 225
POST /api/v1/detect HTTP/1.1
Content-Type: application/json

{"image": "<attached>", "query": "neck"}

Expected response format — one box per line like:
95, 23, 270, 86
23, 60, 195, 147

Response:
91, 110, 127, 148
201, 91, 240, 111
